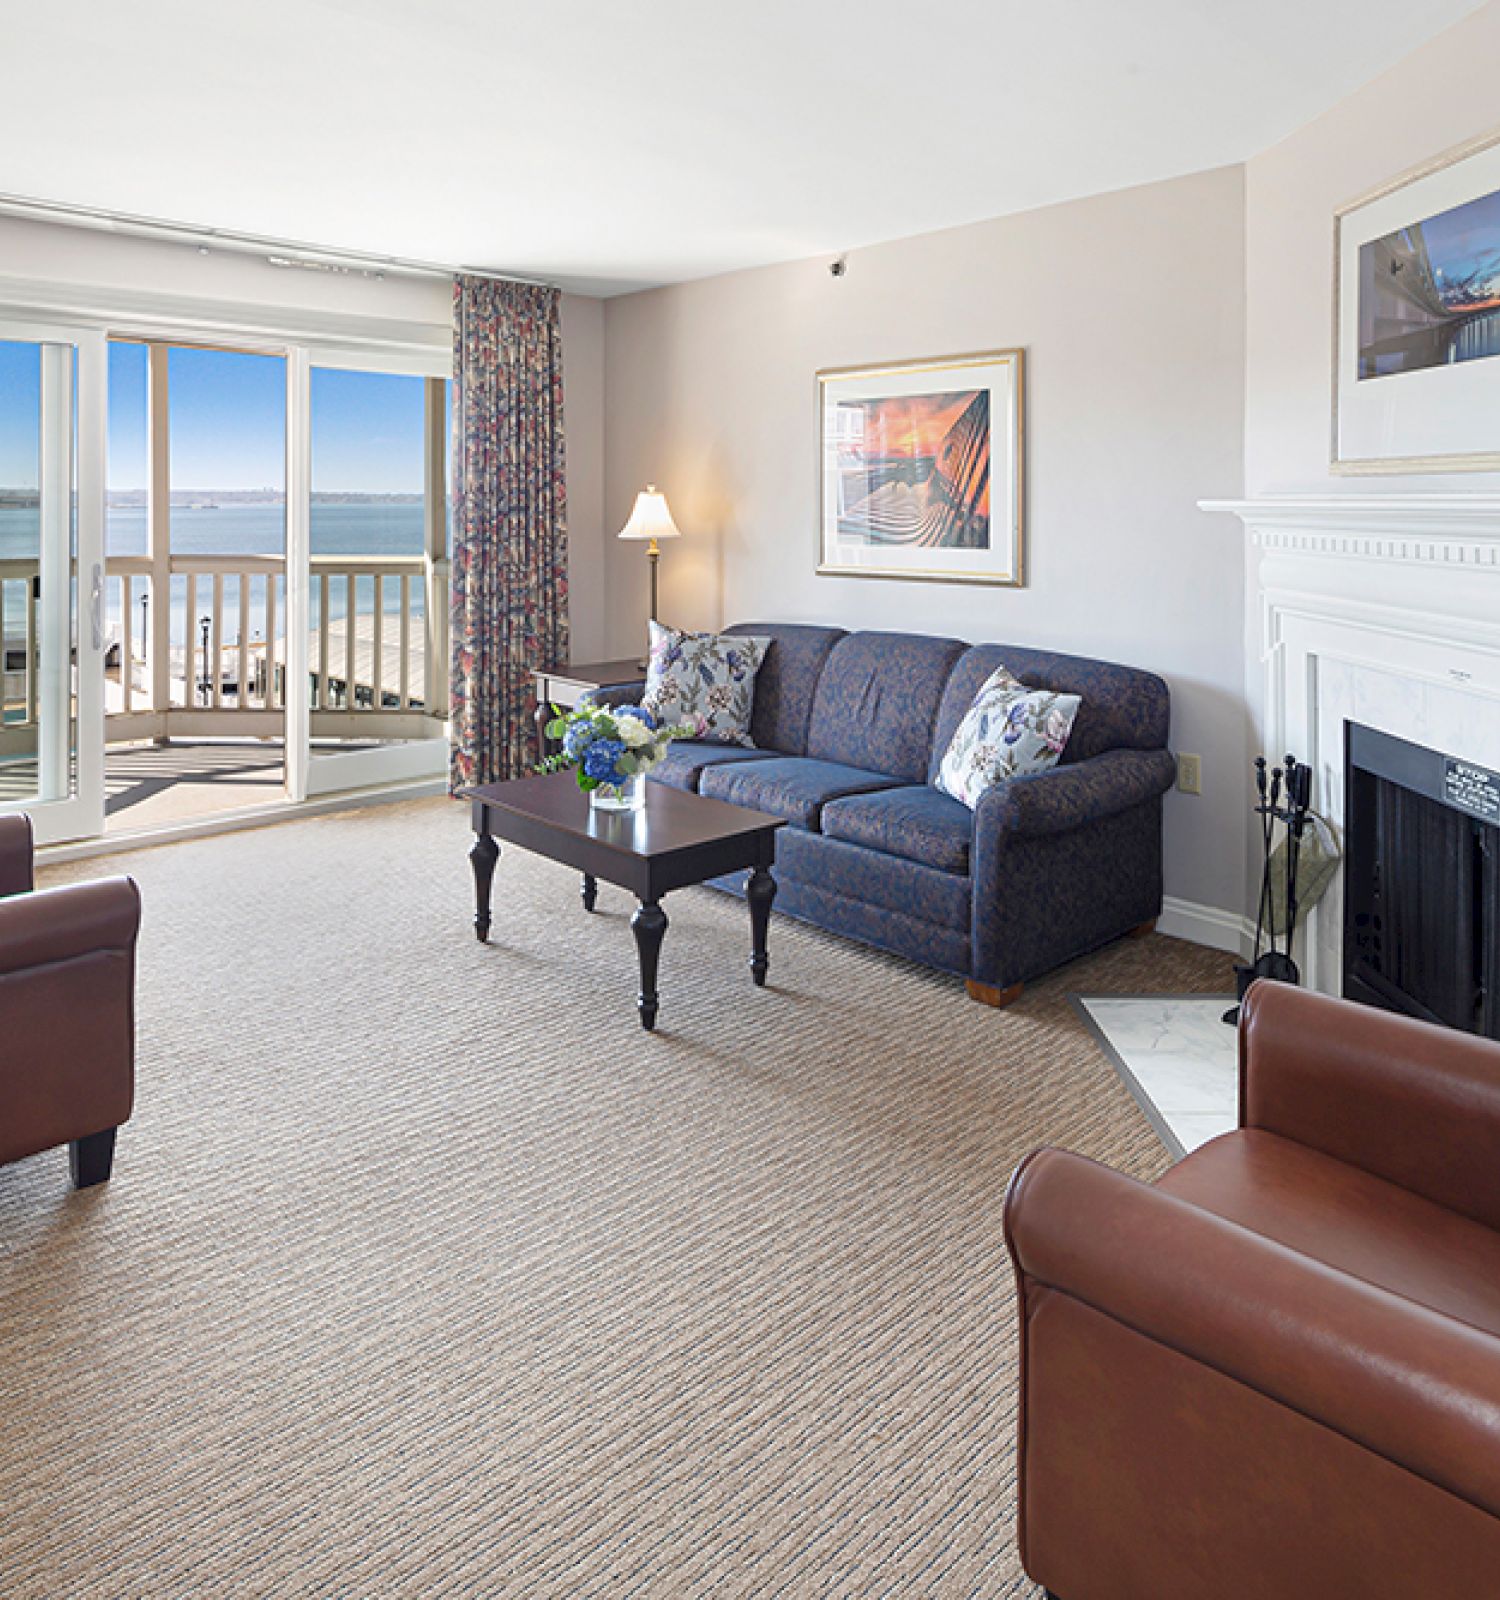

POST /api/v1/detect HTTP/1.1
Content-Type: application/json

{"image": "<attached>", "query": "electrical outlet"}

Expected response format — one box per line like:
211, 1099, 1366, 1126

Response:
1178, 753, 1202, 795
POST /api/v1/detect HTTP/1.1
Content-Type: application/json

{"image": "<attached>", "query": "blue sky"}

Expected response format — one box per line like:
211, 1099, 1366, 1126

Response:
1423, 187, 1500, 307
0, 340, 40, 487
109, 343, 428, 493
1, 339, 429, 492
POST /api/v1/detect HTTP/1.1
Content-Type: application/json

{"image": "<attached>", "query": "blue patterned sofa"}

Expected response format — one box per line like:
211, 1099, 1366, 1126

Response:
647, 624, 1176, 1006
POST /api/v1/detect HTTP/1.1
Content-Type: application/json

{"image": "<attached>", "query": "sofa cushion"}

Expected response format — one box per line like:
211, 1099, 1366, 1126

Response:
723, 623, 846, 756
1159, 1129, 1500, 1339
821, 785, 974, 875
806, 631, 967, 783
699, 757, 902, 829
643, 623, 770, 746
647, 741, 779, 793
929, 644, 1170, 776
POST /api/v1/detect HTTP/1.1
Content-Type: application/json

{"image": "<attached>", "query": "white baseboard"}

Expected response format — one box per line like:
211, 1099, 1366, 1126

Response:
1158, 895, 1255, 958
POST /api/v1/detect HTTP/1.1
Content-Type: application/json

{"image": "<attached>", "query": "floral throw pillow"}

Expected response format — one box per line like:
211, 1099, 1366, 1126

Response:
642, 623, 771, 747
934, 666, 1081, 809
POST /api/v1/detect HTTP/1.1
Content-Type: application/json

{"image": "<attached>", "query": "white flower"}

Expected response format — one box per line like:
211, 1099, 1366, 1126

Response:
618, 717, 653, 749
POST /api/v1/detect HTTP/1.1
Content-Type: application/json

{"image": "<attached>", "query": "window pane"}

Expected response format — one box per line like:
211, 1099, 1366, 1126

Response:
107, 340, 147, 557
310, 368, 428, 717
310, 368, 425, 556
168, 346, 286, 558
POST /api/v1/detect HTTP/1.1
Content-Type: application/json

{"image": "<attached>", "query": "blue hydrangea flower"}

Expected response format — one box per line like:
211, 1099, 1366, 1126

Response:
562, 721, 593, 760
582, 738, 626, 785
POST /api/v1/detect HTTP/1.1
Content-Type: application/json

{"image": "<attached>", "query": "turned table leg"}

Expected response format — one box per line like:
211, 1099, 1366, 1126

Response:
470, 828, 499, 942
581, 874, 598, 913
631, 899, 668, 1031
747, 865, 776, 987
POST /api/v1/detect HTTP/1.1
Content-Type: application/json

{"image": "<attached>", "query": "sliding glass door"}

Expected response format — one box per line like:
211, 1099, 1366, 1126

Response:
0, 322, 105, 844
1, 316, 445, 844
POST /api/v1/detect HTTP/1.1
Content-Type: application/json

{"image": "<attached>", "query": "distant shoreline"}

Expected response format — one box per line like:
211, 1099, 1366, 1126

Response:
0, 490, 422, 508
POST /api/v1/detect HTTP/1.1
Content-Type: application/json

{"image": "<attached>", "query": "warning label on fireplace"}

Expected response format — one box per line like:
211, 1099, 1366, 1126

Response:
1444, 758, 1500, 824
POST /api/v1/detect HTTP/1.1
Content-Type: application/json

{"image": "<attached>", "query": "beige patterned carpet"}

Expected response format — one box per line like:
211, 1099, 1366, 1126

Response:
2, 799, 1232, 1597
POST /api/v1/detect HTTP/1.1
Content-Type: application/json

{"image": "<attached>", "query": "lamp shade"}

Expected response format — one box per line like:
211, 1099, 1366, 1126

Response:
617, 485, 682, 542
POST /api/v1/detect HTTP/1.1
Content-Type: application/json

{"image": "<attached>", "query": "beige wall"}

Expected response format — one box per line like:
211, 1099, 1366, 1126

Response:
1235, 3, 1500, 917
1245, 0, 1500, 495
602, 166, 1249, 924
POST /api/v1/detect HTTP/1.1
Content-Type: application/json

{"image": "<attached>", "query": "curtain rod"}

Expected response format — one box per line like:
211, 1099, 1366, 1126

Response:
0, 191, 558, 290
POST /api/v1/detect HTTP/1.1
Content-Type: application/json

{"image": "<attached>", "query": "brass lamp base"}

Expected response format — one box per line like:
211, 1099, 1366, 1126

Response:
638, 540, 661, 671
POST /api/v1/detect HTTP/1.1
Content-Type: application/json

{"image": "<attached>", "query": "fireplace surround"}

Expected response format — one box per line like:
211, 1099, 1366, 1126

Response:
1201, 494, 1500, 998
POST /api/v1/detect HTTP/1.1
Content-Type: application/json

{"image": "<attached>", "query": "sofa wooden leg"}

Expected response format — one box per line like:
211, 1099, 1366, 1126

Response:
69, 1128, 117, 1189
967, 979, 1023, 1009
1126, 917, 1158, 939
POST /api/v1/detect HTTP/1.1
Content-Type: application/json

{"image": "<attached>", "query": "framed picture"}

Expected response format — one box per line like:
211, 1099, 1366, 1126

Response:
1334, 125, 1500, 473
818, 349, 1024, 585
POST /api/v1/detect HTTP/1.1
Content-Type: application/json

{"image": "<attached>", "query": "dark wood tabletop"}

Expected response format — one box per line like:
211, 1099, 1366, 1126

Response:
463, 771, 780, 855
534, 658, 648, 691
459, 771, 785, 1030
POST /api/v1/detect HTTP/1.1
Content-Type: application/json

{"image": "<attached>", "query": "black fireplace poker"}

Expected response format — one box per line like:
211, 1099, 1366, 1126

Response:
1224, 752, 1313, 1027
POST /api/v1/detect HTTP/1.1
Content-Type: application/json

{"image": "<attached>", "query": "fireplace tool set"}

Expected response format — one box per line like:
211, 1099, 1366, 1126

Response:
1224, 754, 1314, 1026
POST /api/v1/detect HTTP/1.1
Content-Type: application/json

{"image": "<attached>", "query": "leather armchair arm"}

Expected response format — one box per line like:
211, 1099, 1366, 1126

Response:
974, 748, 1175, 841
0, 813, 34, 898
0, 877, 141, 976
1240, 980, 1500, 1233
1006, 1146, 1500, 1519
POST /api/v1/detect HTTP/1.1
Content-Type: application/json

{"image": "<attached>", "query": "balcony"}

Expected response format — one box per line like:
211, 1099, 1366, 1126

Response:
0, 549, 448, 830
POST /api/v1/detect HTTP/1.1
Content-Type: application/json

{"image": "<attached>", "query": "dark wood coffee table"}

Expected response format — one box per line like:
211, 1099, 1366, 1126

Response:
460, 771, 784, 1031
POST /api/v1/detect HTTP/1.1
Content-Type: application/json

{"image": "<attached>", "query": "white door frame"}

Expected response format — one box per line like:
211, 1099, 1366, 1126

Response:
0, 318, 106, 844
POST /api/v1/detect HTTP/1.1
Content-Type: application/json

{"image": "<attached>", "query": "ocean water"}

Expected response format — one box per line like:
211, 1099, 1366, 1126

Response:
0, 502, 431, 648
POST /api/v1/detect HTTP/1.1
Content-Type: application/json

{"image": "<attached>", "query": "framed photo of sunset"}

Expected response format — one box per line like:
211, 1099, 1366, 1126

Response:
817, 349, 1025, 586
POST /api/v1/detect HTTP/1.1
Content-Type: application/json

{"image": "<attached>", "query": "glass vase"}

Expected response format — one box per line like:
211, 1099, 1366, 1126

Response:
590, 773, 646, 812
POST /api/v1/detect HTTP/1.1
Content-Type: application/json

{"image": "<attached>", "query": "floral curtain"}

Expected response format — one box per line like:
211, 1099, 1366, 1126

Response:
450, 276, 569, 789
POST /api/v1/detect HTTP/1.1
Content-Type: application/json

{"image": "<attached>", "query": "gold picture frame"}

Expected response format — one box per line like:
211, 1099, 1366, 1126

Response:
817, 348, 1025, 585
1332, 123, 1500, 474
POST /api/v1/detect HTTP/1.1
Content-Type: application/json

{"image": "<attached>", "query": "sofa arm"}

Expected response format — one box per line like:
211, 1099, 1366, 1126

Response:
1240, 979, 1500, 1234
0, 813, 34, 898
975, 748, 1175, 840
0, 878, 141, 977
1005, 1145, 1500, 1518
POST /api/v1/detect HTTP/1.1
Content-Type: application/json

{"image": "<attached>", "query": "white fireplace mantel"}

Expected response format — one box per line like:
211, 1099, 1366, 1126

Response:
1200, 495, 1500, 569
1200, 494, 1500, 993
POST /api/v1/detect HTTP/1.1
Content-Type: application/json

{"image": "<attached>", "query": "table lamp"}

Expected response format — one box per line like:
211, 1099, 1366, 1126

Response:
617, 485, 682, 665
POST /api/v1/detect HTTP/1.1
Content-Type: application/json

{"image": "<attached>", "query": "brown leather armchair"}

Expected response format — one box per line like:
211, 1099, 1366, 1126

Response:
1005, 980, 1500, 1599
0, 814, 140, 1187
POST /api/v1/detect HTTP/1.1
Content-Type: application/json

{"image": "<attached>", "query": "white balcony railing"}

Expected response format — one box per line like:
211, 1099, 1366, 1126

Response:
105, 551, 448, 743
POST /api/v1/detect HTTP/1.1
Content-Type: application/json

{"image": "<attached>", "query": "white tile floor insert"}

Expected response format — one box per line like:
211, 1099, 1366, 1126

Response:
1074, 995, 1239, 1158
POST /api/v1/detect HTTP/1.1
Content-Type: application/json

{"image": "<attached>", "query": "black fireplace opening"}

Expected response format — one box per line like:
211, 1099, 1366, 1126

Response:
1344, 723, 1500, 1040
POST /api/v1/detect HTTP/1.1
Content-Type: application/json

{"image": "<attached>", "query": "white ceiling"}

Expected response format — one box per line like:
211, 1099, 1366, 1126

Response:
0, 0, 1484, 296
